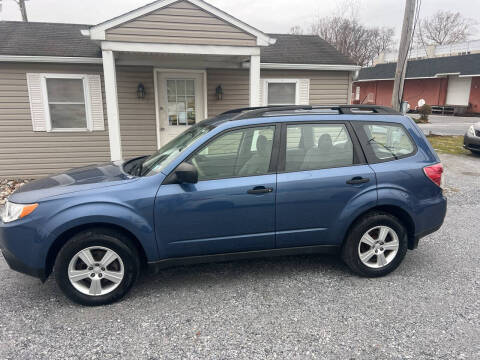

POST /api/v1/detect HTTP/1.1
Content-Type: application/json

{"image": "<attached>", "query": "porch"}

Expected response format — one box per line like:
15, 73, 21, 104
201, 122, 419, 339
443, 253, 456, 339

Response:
102, 47, 262, 161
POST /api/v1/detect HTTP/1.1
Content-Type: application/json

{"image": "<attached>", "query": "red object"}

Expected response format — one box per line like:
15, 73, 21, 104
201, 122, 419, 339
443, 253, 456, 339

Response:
423, 163, 443, 187
353, 78, 450, 108
468, 77, 480, 112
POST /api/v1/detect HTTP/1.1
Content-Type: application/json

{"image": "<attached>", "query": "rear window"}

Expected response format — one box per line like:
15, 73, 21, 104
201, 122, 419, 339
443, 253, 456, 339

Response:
362, 123, 415, 161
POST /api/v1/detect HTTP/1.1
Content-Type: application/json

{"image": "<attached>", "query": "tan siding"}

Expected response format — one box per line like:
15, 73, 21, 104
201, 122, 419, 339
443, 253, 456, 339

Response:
105, 0, 256, 46
206, 69, 351, 116
207, 69, 249, 116
116, 66, 157, 159
261, 70, 350, 105
0, 63, 110, 179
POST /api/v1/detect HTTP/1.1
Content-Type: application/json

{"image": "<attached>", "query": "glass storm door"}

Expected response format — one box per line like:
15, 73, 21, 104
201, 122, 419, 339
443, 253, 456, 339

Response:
157, 71, 205, 147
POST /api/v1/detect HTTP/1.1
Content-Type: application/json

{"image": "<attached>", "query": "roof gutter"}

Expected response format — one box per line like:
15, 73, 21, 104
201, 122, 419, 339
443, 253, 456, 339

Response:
259, 63, 361, 71
0, 55, 102, 64
355, 73, 475, 82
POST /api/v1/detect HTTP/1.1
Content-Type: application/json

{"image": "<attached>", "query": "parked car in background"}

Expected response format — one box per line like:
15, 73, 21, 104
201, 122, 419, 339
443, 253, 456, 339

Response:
0, 105, 447, 306
464, 123, 480, 154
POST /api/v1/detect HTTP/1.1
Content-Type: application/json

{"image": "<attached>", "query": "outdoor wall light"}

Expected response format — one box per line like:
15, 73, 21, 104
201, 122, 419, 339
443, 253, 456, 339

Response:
215, 84, 223, 100
136, 83, 146, 99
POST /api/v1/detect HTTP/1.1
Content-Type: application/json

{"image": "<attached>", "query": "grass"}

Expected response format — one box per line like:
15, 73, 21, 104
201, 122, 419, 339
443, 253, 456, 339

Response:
426, 135, 470, 155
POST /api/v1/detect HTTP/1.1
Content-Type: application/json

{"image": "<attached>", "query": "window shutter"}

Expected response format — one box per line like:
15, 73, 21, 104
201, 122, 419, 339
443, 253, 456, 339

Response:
26, 73, 47, 131
87, 75, 105, 131
298, 79, 310, 105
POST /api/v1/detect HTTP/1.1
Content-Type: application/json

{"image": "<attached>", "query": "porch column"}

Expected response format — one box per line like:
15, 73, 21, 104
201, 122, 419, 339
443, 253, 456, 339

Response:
102, 50, 123, 161
249, 55, 261, 107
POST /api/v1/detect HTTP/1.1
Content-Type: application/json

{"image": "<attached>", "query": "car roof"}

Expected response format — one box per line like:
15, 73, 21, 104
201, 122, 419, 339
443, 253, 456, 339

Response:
206, 105, 405, 128
222, 105, 400, 118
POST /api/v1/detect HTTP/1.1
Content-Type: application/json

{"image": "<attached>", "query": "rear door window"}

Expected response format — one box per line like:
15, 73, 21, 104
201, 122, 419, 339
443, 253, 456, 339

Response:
285, 123, 354, 171
360, 123, 416, 162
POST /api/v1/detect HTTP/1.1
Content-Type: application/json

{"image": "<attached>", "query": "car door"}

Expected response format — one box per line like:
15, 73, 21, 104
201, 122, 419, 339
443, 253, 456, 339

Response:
155, 124, 279, 258
276, 121, 377, 248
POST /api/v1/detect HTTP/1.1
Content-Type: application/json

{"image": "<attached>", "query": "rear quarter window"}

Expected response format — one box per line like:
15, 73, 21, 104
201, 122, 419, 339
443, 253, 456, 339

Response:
358, 122, 416, 162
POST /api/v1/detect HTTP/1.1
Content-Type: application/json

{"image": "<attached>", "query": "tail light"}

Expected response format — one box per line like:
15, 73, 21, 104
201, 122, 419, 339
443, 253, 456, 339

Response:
423, 163, 443, 187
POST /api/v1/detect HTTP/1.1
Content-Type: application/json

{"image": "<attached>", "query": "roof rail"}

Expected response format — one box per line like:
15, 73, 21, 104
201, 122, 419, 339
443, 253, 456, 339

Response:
220, 105, 401, 119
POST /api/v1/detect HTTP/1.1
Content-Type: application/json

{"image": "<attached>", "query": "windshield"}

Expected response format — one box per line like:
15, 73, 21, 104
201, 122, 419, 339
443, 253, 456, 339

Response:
140, 123, 213, 176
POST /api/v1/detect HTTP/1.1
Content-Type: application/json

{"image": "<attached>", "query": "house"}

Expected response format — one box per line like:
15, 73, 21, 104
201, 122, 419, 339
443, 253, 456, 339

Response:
353, 41, 480, 114
0, 0, 359, 179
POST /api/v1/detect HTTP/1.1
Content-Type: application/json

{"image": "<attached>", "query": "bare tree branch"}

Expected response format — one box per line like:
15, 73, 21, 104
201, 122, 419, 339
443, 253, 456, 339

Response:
13, 0, 28, 22
416, 10, 476, 45
289, 26, 303, 35
303, 6, 396, 66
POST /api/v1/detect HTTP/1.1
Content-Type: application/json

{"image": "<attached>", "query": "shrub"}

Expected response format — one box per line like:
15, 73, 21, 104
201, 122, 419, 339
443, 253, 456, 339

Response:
418, 104, 432, 121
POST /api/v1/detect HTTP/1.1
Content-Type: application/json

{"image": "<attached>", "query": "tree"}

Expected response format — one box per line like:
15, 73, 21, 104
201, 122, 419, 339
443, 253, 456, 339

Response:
416, 10, 475, 46
13, 0, 29, 22
289, 26, 303, 35
292, 0, 395, 66
306, 16, 395, 66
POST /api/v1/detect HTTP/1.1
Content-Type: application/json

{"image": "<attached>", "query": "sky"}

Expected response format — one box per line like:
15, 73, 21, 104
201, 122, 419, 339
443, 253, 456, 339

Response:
0, 0, 479, 41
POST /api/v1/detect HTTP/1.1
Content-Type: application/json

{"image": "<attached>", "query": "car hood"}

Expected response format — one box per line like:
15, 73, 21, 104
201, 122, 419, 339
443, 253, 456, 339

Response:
9, 161, 136, 203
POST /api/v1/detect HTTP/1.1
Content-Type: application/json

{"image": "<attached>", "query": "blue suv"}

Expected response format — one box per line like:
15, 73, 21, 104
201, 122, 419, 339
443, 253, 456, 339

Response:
0, 105, 446, 306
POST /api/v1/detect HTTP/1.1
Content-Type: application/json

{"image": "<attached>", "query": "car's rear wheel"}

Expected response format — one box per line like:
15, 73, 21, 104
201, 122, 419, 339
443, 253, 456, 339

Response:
54, 228, 140, 306
342, 212, 408, 277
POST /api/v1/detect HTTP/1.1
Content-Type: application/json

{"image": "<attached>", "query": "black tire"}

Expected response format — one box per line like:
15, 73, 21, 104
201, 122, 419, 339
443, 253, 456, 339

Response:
54, 228, 140, 306
341, 211, 408, 277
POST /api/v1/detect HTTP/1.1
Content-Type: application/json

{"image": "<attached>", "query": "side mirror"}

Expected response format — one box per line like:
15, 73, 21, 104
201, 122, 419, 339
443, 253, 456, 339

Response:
174, 162, 198, 184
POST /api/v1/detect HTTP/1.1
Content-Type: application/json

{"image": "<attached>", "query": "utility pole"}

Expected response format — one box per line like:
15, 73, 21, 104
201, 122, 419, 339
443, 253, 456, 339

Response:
391, 0, 416, 111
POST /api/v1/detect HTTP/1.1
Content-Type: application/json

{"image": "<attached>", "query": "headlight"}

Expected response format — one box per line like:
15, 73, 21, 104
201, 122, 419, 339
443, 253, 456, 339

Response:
0, 201, 38, 223
467, 125, 476, 137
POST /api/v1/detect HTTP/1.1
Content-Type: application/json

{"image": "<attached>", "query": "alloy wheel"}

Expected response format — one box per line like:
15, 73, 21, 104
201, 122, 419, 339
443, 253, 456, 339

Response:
67, 246, 125, 296
357, 226, 399, 269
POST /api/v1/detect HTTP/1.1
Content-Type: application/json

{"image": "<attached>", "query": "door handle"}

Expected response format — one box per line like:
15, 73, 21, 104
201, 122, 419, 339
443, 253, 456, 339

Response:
346, 177, 370, 185
247, 186, 273, 195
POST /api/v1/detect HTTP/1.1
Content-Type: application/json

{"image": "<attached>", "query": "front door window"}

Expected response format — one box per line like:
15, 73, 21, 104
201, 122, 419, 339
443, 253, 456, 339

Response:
167, 79, 196, 126
191, 126, 275, 181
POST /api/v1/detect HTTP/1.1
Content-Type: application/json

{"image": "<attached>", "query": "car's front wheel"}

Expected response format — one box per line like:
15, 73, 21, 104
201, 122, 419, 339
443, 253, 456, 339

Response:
54, 228, 140, 306
342, 212, 408, 277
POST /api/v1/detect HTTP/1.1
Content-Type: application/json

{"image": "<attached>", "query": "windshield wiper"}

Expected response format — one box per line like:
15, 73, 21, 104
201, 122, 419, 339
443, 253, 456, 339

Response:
140, 154, 169, 176
368, 137, 398, 160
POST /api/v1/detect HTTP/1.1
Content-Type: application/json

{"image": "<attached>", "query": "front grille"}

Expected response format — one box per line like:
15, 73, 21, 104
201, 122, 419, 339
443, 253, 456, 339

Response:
475, 129, 480, 137
469, 143, 480, 150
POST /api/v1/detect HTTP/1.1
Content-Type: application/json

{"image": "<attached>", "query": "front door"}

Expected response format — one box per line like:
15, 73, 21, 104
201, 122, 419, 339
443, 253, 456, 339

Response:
155, 125, 278, 258
157, 71, 205, 146
276, 122, 377, 248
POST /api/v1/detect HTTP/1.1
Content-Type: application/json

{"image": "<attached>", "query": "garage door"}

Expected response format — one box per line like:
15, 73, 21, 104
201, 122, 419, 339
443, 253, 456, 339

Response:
446, 76, 472, 106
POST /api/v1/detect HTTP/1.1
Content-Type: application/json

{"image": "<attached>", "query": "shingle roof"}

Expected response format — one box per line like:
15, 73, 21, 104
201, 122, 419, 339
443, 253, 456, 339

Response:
0, 21, 100, 58
0, 22, 355, 65
261, 34, 354, 65
262, 34, 356, 65
357, 53, 480, 81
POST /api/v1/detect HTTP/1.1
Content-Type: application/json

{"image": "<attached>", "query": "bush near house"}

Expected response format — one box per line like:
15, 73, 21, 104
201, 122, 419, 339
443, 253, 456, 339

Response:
418, 104, 432, 122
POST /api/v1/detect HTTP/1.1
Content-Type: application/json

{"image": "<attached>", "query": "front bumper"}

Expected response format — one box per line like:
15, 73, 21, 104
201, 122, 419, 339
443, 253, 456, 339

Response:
464, 133, 480, 152
1, 247, 46, 281
0, 218, 47, 281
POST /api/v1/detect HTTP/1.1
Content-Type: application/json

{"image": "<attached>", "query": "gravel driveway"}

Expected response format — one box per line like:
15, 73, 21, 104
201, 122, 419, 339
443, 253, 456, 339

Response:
1, 154, 479, 359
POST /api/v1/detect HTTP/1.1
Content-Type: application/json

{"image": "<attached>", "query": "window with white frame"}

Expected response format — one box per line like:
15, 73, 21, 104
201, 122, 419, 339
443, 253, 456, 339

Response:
266, 79, 299, 105
45, 76, 89, 130
26, 73, 105, 133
